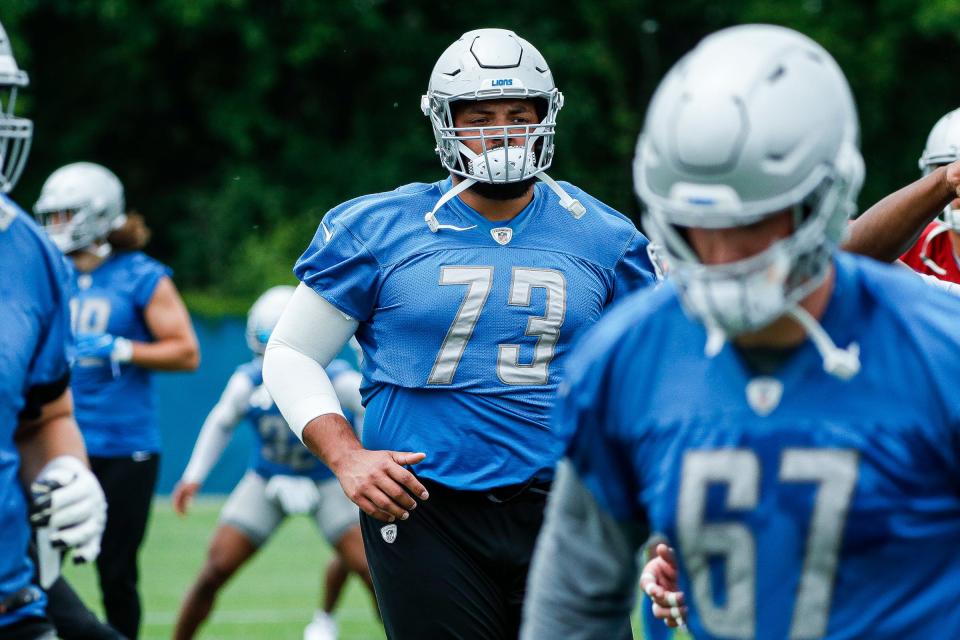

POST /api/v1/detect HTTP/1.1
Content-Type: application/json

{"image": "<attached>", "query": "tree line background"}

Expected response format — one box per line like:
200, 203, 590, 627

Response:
3, 0, 958, 313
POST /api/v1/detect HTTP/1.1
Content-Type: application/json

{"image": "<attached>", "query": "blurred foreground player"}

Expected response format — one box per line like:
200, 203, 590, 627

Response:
524, 25, 960, 639
0, 19, 107, 639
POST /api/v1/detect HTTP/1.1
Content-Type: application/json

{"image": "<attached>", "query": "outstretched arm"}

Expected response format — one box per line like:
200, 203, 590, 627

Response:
139, 277, 201, 370
173, 372, 253, 515
844, 161, 960, 262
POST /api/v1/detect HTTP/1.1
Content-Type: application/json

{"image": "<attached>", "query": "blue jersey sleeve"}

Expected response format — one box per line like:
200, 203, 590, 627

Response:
611, 230, 656, 303
126, 252, 173, 310
294, 217, 381, 322
26, 234, 73, 390
555, 328, 642, 522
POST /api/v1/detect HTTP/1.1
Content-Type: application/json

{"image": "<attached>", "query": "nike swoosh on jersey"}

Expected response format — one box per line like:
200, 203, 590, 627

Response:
321, 221, 333, 242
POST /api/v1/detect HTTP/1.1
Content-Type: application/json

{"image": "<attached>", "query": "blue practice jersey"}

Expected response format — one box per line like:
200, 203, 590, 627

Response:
559, 252, 960, 639
71, 251, 171, 457
238, 358, 355, 482
0, 196, 72, 626
295, 177, 655, 490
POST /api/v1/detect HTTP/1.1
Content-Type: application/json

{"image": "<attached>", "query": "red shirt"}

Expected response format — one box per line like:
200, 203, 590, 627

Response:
900, 221, 960, 283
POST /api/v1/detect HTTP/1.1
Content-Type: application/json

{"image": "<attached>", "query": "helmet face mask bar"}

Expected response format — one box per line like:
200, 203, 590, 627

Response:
422, 84, 562, 185
645, 172, 843, 336
0, 22, 32, 194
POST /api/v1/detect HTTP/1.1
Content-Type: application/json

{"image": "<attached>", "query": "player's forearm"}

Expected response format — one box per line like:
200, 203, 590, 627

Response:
263, 284, 358, 441
521, 461, 642, 640
15, 392, 88, 484
301, 413, 364, 472
181, 408, 237, 484
130, 336, 200, 371
844, 165, 955, 262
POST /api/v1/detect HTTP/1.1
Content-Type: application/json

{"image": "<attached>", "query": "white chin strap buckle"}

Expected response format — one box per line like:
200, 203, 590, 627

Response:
535, 171, 586, 219
787, 305, 860, 380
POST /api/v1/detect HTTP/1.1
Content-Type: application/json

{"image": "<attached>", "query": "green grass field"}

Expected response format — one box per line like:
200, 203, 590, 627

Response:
63, 498, 385, 640
63, 498, 685, 639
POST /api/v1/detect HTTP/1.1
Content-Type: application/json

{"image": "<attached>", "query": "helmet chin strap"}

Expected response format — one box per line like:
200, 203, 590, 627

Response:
80, 240, 112, 259
424, 171, 586, 233
703, 304, 860, 381
786, 305, 860, 380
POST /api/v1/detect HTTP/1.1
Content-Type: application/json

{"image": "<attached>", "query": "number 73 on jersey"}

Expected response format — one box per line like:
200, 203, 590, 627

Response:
427, 265, 567, 387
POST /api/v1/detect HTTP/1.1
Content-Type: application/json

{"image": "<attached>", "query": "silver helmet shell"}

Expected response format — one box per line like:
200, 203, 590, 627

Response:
34, 162, 126, 254
0, 21, 31, 194
421, 28, 563, 184
918, 107, 960, 230
634, 24, 864, 335
246, 285, 296, 355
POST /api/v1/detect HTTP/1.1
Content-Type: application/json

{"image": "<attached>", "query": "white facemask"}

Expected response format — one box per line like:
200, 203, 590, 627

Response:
459, 142, 538, 183
681, 244, 793, 335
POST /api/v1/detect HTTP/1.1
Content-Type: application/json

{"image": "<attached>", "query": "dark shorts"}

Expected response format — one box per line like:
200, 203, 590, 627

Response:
360, 477, 549, 640
0, 616, 57, 640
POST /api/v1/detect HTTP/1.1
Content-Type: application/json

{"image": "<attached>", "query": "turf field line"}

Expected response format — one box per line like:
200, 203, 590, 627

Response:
144, 608, 374, 625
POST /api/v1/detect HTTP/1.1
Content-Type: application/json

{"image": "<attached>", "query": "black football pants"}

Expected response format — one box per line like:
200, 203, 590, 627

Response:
89, 453, 159, 640
360, 477, 549, 640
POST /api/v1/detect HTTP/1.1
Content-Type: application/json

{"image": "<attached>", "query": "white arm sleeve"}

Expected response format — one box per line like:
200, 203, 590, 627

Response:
263, 283, 359, 441
181, 372, 253, 484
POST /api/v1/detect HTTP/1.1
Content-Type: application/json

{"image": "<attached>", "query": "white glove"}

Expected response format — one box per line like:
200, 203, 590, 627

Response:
30, 456, 107, 563
264, 475, 320, 516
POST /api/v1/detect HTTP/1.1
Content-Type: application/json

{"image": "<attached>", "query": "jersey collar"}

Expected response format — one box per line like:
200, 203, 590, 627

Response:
437, 176, 544, 242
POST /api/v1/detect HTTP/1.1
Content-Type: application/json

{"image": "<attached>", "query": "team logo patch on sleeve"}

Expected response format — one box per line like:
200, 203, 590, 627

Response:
380, 523, 397, 543
490, 227, 513, 246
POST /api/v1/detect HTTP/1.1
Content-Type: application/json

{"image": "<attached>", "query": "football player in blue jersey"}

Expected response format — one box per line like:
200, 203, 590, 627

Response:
262, 28, 656, 639
170, 286, 374, 640
522, 24, 960, 640
33, 163, 200, 640
0, 19, 109, 640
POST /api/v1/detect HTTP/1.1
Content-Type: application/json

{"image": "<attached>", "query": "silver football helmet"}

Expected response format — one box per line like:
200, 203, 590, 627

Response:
0, 21, 32, 194
918, 107, 960, 231
34, 162, 126, 254
421, 28, 583, 231
634, 24, 864, 379
247, 285, 295, 355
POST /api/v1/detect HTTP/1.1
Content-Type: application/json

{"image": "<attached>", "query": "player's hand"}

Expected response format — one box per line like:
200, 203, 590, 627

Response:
332, 449, 429, 523
75, 333, 133, 363
172, 480, 200, 516
29, 456, 107, 564
265, 475, 320, 515
640, 543, 687, 629
944, 159, 960, 201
